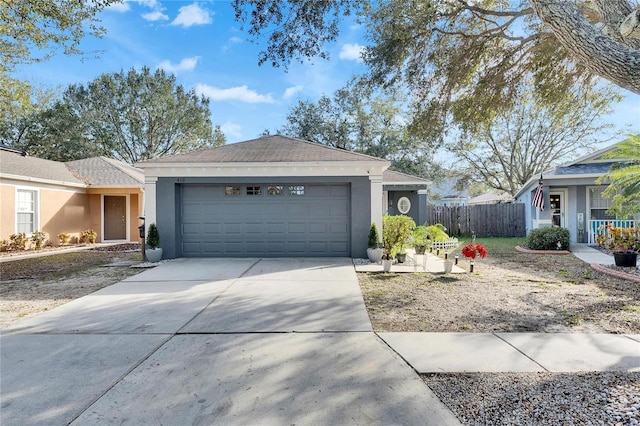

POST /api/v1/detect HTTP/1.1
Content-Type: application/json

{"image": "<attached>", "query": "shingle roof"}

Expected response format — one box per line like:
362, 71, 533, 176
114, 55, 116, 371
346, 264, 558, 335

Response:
550, 162, 617, 176
383, 170, 430, 186
0, 149, 86, 185
66, 157, 144, 186
138, 135, 389, 164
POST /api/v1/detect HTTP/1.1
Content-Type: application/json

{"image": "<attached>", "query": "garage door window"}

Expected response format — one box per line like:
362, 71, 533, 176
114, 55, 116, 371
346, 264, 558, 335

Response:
267, 185, 283, 196
225, 186, 241, 196
289, 185, 305, 196
247, 186, 262, 196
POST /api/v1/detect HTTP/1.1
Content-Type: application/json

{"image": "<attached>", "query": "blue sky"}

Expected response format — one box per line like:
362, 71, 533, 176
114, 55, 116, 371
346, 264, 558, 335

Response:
17, 0, 640, 144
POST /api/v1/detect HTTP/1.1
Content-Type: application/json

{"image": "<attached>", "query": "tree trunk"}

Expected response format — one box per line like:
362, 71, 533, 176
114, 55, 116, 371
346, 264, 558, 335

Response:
532, 0, 640, 94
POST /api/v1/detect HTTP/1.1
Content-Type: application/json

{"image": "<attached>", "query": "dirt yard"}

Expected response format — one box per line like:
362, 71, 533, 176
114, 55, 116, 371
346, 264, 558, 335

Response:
358, 239, 640, 334
0, 247, 143, 328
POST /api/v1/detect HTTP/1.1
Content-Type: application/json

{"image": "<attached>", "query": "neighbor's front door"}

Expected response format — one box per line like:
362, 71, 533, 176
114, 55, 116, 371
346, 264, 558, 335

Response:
104, 195, 126, 240
549, 191, 565, 228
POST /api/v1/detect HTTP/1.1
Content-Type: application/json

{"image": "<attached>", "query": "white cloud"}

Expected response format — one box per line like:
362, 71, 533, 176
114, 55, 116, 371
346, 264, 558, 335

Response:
338, 43, 364, 62
283, 85, 304, 100
136, 0, 161, 7
222, 36, 242, 52
142, 10, 169, 21
171, 3, 213, 28
221, 121, 242, 139
107, 2, 131, 12
195, 84, 275, 103
157, 56, 200, 74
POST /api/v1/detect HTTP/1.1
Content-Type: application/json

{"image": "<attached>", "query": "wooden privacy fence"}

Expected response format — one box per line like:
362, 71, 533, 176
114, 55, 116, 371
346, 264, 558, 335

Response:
425, 204, 526, 237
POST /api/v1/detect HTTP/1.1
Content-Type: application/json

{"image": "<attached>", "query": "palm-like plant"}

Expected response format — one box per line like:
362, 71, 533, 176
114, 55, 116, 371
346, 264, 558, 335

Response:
597, 134, 640, 219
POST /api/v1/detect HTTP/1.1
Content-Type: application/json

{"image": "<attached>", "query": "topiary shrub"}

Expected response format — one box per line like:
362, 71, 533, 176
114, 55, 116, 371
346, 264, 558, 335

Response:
367, 223, 381, 248
525, 227, 570, 251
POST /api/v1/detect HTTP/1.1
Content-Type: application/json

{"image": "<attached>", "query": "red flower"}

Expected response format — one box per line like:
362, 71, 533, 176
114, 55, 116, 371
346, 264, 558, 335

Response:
461, 243, 488, 259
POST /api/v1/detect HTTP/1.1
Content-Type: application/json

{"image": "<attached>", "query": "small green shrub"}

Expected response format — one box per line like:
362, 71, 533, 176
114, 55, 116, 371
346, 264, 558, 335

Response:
9, 232, 27, 251
383, 215, 416, 257
367, 223, 381, 248
146, 223, 160, 249
58, 232, 70, 245
31, 231, 47, 250
525, 227, 570, 250
82, 229, 97, 243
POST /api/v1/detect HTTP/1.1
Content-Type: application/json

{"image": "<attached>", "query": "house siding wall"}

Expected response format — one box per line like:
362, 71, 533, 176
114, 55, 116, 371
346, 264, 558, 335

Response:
40, 189, 91, 244
386, 190, 422, 226
154, 176, 373, 259
0, 184, 15, 241
0, 182, 91, 244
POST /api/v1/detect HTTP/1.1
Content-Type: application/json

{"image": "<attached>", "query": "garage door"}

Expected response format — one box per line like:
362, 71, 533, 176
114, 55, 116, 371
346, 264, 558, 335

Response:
180, 184, 350, 257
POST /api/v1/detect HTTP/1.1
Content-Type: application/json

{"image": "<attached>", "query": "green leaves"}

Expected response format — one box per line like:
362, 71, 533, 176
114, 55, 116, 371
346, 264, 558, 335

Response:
58, 67, 220, 164
597, 134, 640, 218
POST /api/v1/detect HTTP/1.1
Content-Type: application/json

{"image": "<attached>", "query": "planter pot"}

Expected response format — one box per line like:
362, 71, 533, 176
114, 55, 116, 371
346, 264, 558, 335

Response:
443, 260, 453, 273
414, 245, 427, 255
613, 252, 637, 267
145, 248, 163, 263
396, 253, 407, 263
367, 247, 384, 263
382, 259, 393, 272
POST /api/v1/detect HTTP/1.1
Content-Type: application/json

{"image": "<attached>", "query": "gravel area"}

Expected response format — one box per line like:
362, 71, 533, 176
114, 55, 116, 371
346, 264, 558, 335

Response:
423, 372, 640, 426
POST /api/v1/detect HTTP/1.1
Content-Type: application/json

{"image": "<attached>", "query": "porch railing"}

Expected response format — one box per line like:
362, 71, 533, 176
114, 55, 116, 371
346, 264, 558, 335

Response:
588, 220, 637, 245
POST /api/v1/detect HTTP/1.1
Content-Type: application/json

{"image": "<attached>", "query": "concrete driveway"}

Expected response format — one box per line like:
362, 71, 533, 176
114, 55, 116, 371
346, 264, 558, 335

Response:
1, 258, 459, 425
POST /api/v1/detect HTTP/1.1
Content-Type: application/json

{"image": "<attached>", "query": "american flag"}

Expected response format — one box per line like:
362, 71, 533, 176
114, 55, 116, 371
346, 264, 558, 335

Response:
532, 174, 544, 211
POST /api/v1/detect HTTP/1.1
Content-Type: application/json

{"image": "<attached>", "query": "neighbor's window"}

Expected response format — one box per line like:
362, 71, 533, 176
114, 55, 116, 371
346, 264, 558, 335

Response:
246, 186, 262, 196
397, 197, 411, 214
289, 185, 305, 196
267, 185, 283, 196
16, 189, 37, 233
225, 186, 241, 196
589, 187, 614, 220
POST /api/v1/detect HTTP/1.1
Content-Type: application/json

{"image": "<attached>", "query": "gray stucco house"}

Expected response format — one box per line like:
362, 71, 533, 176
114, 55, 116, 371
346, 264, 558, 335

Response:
137, 135, 429, 259
514, 144, 637, 244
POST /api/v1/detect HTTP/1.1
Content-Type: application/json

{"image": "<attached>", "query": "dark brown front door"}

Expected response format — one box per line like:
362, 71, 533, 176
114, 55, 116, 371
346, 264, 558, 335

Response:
104, 196, 126, 240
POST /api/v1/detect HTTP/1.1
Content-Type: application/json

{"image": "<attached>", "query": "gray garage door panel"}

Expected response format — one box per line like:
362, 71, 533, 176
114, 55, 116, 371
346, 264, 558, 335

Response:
180, 184, 350, 257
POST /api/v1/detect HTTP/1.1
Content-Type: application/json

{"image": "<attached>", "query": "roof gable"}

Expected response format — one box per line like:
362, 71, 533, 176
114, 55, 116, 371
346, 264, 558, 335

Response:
66, 157, 144, 187
137, 135, 389, 165
383, 170, 430, 187
0, 149, 85, 186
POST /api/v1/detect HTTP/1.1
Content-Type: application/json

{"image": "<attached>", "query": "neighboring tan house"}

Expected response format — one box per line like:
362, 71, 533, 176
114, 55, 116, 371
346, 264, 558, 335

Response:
0, 146, 144, 245
514, 144, 637, 244
136, 135, 430, 259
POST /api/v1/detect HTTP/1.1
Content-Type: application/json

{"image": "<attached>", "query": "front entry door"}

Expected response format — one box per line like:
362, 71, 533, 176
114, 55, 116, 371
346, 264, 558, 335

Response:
549, 191, 565, 228
104, 196, 126, 240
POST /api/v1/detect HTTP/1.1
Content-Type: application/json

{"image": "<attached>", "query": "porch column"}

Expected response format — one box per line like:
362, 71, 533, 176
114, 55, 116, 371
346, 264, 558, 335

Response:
144, 177, 158, 227
370, 175, 384, 235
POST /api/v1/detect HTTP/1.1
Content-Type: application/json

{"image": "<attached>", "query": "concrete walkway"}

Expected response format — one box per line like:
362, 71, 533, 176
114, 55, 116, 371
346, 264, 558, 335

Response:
0, 258, 460, 425
570, 243, 614, 265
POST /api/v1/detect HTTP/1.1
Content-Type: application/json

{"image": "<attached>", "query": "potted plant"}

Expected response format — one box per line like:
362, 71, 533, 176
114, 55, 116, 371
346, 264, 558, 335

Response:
596, 224, 639, 267
383, 214, 416, 263
381, 249, 393, 272
366, 223, 384, 263
411, 225, 430, 254
145, 223, 163, 263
